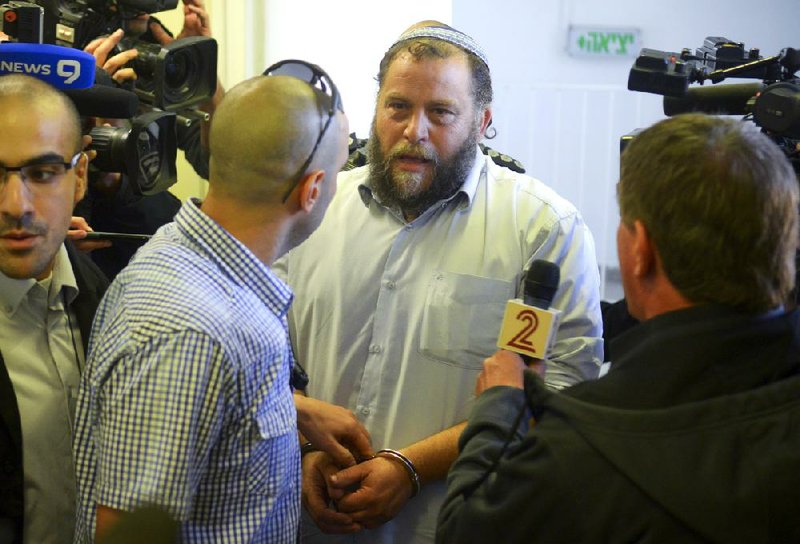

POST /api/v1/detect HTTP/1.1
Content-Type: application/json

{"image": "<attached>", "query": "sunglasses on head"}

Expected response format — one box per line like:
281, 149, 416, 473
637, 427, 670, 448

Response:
262, 59, 344, 203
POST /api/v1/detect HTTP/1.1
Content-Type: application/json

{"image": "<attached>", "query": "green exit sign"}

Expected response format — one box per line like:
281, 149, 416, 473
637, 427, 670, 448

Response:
567, 26, 641, 58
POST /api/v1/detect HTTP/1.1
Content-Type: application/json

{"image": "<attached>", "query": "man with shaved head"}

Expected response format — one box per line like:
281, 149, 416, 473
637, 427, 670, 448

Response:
73, 63, 350, 543
0, 74, 105, 544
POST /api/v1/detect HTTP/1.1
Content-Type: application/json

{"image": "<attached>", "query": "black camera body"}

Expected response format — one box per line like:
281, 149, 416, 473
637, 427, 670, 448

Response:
626, 37, 800, 171
89, 110, 178, 195
8, 0, 217, 111
121, 34, 217, 111
1, 0, 217, 194
0, 1, 45, 42
19, 0, 177, 49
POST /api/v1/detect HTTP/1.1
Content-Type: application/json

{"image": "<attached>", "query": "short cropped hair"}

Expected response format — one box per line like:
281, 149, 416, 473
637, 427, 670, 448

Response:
376, 34, 492, 113
618, 113, 798, 313
0, 74, 82, 152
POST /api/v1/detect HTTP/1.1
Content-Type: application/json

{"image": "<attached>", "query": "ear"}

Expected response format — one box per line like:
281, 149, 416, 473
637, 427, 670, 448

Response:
478, 106, 492, 137
73, 152, 88, 205
631, 220, 656, 277
296, 169, 326, 213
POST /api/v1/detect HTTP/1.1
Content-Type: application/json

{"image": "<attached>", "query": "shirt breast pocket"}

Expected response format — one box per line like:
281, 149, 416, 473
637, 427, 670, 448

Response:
247, 399, 299, 497
419, 271, 514, 369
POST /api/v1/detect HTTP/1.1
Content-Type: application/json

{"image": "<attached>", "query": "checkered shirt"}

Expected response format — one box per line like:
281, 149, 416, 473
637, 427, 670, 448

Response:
73, 199, 300, 543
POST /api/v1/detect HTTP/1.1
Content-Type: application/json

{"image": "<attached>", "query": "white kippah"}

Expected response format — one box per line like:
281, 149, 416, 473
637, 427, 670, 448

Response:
392, 26, 489, 70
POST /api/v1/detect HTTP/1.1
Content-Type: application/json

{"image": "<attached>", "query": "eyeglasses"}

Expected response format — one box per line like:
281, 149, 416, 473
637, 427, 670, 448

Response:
0, 152, 82, 187
262, 59, 344, 203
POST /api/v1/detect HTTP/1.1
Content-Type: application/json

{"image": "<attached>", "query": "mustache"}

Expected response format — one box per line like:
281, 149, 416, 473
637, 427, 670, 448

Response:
0, 216, 47, 237
386, 143, 438, 164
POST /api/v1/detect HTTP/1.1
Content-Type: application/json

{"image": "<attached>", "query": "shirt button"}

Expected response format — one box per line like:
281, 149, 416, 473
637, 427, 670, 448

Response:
386, 280, 396, 290
368, 344, 382, 354
361, 407, 371, 415
405, 224, 413, 231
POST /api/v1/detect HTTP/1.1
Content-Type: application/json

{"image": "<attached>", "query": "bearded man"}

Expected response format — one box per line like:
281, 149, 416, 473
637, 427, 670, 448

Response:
274, 22, 603, 543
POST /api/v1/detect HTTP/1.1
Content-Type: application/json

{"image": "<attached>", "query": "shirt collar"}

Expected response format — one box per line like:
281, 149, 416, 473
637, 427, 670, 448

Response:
174, 199, 294, 317
0, 244, 78, 316
358, 146, 486, 213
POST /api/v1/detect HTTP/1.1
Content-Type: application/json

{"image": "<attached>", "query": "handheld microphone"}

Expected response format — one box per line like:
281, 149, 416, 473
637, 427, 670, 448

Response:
524, 260, 560, 309
663, 82, 762, 116
497, 260, 561, 364
0, 42, 95, 89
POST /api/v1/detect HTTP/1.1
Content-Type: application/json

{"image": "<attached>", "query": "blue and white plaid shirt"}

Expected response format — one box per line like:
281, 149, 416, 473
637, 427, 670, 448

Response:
74, 199, 300, 543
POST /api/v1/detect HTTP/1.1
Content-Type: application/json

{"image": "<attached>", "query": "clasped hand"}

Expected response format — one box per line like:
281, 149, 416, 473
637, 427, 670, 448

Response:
303, 451, 415, 533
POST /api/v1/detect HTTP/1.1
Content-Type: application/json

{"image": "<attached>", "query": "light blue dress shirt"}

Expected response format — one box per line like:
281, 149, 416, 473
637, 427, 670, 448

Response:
275, 147, 603, 544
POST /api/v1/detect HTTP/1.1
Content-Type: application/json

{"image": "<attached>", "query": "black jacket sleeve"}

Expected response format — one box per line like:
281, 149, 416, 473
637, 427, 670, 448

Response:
436, 381, 579, 543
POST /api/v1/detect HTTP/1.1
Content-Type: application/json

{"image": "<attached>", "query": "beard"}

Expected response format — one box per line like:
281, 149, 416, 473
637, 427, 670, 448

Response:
366, 120, 480, 219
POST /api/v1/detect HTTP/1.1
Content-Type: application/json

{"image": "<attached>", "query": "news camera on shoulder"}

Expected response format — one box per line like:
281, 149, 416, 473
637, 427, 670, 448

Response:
627, 36, 800, 173
0, 0, 216, 111
0, 0, 216, 195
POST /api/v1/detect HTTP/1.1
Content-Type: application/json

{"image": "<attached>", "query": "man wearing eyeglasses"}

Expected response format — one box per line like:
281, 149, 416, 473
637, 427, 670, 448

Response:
274, 22, 602, 544
73, 65, 350, 543
0, 74, 108, 544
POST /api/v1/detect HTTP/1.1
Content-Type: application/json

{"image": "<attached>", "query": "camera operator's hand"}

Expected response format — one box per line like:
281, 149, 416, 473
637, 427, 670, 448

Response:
148, 0, 211, 45
67, 216, 112, 252
84, 29, 139, 84
179, 0, 213, 39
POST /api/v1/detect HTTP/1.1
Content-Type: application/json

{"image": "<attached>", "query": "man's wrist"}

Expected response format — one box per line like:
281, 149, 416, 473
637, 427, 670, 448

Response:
375, 448, 421, 497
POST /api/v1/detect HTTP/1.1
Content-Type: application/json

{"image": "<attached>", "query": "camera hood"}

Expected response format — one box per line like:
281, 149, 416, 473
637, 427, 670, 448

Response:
89, 110, 178, 195
129, 36, 218, 111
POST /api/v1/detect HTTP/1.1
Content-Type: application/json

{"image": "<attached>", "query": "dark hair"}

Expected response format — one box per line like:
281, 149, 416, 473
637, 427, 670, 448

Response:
376, 37, 493, 114
618, 113, 798, 313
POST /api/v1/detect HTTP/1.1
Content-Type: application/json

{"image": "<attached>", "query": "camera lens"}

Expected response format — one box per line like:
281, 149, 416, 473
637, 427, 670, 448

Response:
165, 50, 190, 89
123, 36, 217, 110
164, 47, 201, 105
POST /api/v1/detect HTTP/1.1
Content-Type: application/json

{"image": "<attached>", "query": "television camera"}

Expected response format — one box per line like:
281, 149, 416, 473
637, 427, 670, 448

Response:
627, 36, 800, 173
0, 0, 218, 194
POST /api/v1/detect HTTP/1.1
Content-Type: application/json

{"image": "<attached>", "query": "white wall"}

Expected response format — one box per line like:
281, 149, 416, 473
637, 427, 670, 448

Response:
453, 0, 800, 296
258, 0, 452, 136
198, 0, 453, 136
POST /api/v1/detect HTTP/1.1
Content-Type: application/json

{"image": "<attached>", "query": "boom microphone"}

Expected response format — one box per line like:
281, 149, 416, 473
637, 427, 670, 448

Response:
497, 260, 562, 363
0, 42, 95, 89
63, 85, 140, 118
663, 82, 763, 116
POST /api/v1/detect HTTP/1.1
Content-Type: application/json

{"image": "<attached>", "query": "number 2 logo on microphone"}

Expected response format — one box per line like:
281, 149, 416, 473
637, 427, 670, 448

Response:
497, 299, 559, 359
507, 309, 540, 353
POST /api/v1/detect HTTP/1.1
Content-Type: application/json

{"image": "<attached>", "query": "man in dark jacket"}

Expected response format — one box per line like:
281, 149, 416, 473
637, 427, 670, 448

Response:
0, 75, 109, 544
438, 113, 800, 543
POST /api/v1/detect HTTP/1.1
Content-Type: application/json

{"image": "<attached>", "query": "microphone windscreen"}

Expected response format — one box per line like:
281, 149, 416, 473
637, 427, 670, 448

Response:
0, 43, 95, 89
524, 260, 560, 309
64, 85, 139, 118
